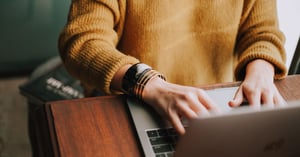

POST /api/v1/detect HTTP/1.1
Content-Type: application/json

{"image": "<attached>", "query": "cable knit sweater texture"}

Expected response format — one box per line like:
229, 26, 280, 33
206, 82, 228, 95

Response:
58, 0, 287, 94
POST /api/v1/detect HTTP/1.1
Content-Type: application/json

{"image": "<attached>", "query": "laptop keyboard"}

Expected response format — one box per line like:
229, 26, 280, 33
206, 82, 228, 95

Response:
146, 128, 179, 157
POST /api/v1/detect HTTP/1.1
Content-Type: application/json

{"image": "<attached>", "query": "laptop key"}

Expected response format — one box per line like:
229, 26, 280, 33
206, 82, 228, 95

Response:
157, 129, 168, 136
166, 152, 174, 157
147, 128, 178, 156
156, 154, 167, 157
167, 128, 177, 135
150, 137, 173, 145
147, 130, 158, 137
152, 144, 172, 153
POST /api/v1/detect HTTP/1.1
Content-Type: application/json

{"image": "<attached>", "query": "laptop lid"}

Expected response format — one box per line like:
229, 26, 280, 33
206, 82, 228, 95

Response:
174, 101, 300, 157
127, 86, 300, 157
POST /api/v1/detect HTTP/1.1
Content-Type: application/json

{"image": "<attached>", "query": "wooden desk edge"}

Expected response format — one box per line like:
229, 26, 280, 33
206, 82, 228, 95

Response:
43, 74, 300, 156
45, 103, 61, 157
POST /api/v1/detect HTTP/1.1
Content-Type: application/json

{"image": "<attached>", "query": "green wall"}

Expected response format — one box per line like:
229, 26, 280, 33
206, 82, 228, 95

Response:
0, 0, 70, 74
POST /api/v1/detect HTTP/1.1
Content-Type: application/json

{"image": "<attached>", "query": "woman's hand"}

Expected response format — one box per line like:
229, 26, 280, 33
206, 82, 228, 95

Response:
142, 77, 219, 135
229, 59, 285, 107
111, 64, 218, 135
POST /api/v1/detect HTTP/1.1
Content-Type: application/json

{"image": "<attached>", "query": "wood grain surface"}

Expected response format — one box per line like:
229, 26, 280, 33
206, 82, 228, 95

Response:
42, 75, 300, 157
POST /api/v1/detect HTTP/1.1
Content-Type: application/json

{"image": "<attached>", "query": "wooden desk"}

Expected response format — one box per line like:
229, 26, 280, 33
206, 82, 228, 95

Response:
36, 75, 300, 157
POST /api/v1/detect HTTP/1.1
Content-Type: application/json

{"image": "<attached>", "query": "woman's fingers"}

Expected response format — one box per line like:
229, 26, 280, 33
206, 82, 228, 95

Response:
164, 88, 218, 134
169, 110, 186, 135
229, 86, 244, 107
261, 89, 274, 106
244, 87, 261, 107
229, 82, 286, 108
142, 81, 220, 134
196, 89, 219, 112
273, 89, 286, 107
172, 92, 210, 121
175, 100, 199, 119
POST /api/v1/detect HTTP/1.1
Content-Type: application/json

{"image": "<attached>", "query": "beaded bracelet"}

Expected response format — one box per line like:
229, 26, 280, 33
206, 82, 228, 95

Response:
122, 63, 166, 99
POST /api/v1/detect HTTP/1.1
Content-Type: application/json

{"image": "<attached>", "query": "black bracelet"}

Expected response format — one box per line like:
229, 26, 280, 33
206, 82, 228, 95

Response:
122, 63, 166, 99
122, 63, 152, 96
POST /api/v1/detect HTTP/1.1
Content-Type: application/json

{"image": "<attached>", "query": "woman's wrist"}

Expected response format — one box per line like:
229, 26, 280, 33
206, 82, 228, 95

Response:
142, 76, 168, 100
245, 59, 275, 79
121, 63, 166, 99
111, 64, 132, 92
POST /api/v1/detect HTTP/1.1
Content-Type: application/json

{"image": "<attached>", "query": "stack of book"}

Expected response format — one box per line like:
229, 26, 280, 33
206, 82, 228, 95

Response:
19, 56, 84, 105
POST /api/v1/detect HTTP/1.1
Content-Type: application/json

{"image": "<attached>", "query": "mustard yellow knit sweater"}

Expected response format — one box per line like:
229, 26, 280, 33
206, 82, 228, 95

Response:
58, 0, 287, 94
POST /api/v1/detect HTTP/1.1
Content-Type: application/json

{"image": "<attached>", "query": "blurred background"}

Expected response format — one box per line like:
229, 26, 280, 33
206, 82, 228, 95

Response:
0, 0, 70, 156
0, 0, 70, 75
0, 0, 299, 157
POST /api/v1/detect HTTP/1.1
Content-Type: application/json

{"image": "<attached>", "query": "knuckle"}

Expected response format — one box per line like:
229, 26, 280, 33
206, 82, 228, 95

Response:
166, 104, 175, 117
243, 85, 256, 94
167, 107, 172, 117
261, 86, 274, 94
195, 88, 205, 95
181, 91, 195, 100
262, 88, 272, 94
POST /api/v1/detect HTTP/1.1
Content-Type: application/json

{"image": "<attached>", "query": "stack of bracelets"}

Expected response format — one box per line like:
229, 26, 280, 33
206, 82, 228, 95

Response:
122, 63, 166, 99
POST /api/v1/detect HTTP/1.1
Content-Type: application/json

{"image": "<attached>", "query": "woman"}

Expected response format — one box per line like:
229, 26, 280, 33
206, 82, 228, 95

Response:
59, 0, 287, 134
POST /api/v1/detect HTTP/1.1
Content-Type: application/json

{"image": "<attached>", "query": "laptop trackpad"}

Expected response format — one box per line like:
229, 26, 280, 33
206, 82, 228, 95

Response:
206, 86, 239, 111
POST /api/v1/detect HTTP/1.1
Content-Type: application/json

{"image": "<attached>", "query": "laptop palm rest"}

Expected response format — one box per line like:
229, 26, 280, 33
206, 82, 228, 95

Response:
126, 86, 239, 157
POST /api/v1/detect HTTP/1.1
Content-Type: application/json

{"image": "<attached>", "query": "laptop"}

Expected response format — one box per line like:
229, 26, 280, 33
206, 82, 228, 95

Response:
126, 86, 300, 157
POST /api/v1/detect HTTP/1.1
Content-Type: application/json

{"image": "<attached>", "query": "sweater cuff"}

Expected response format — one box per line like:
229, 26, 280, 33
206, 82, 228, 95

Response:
102, 55, 140, 94
235, 46, 287, 81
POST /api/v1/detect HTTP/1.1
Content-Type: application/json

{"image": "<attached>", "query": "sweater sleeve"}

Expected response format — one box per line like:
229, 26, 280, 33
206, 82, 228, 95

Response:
234, 0, 287, 80
58, 0, 139, 94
